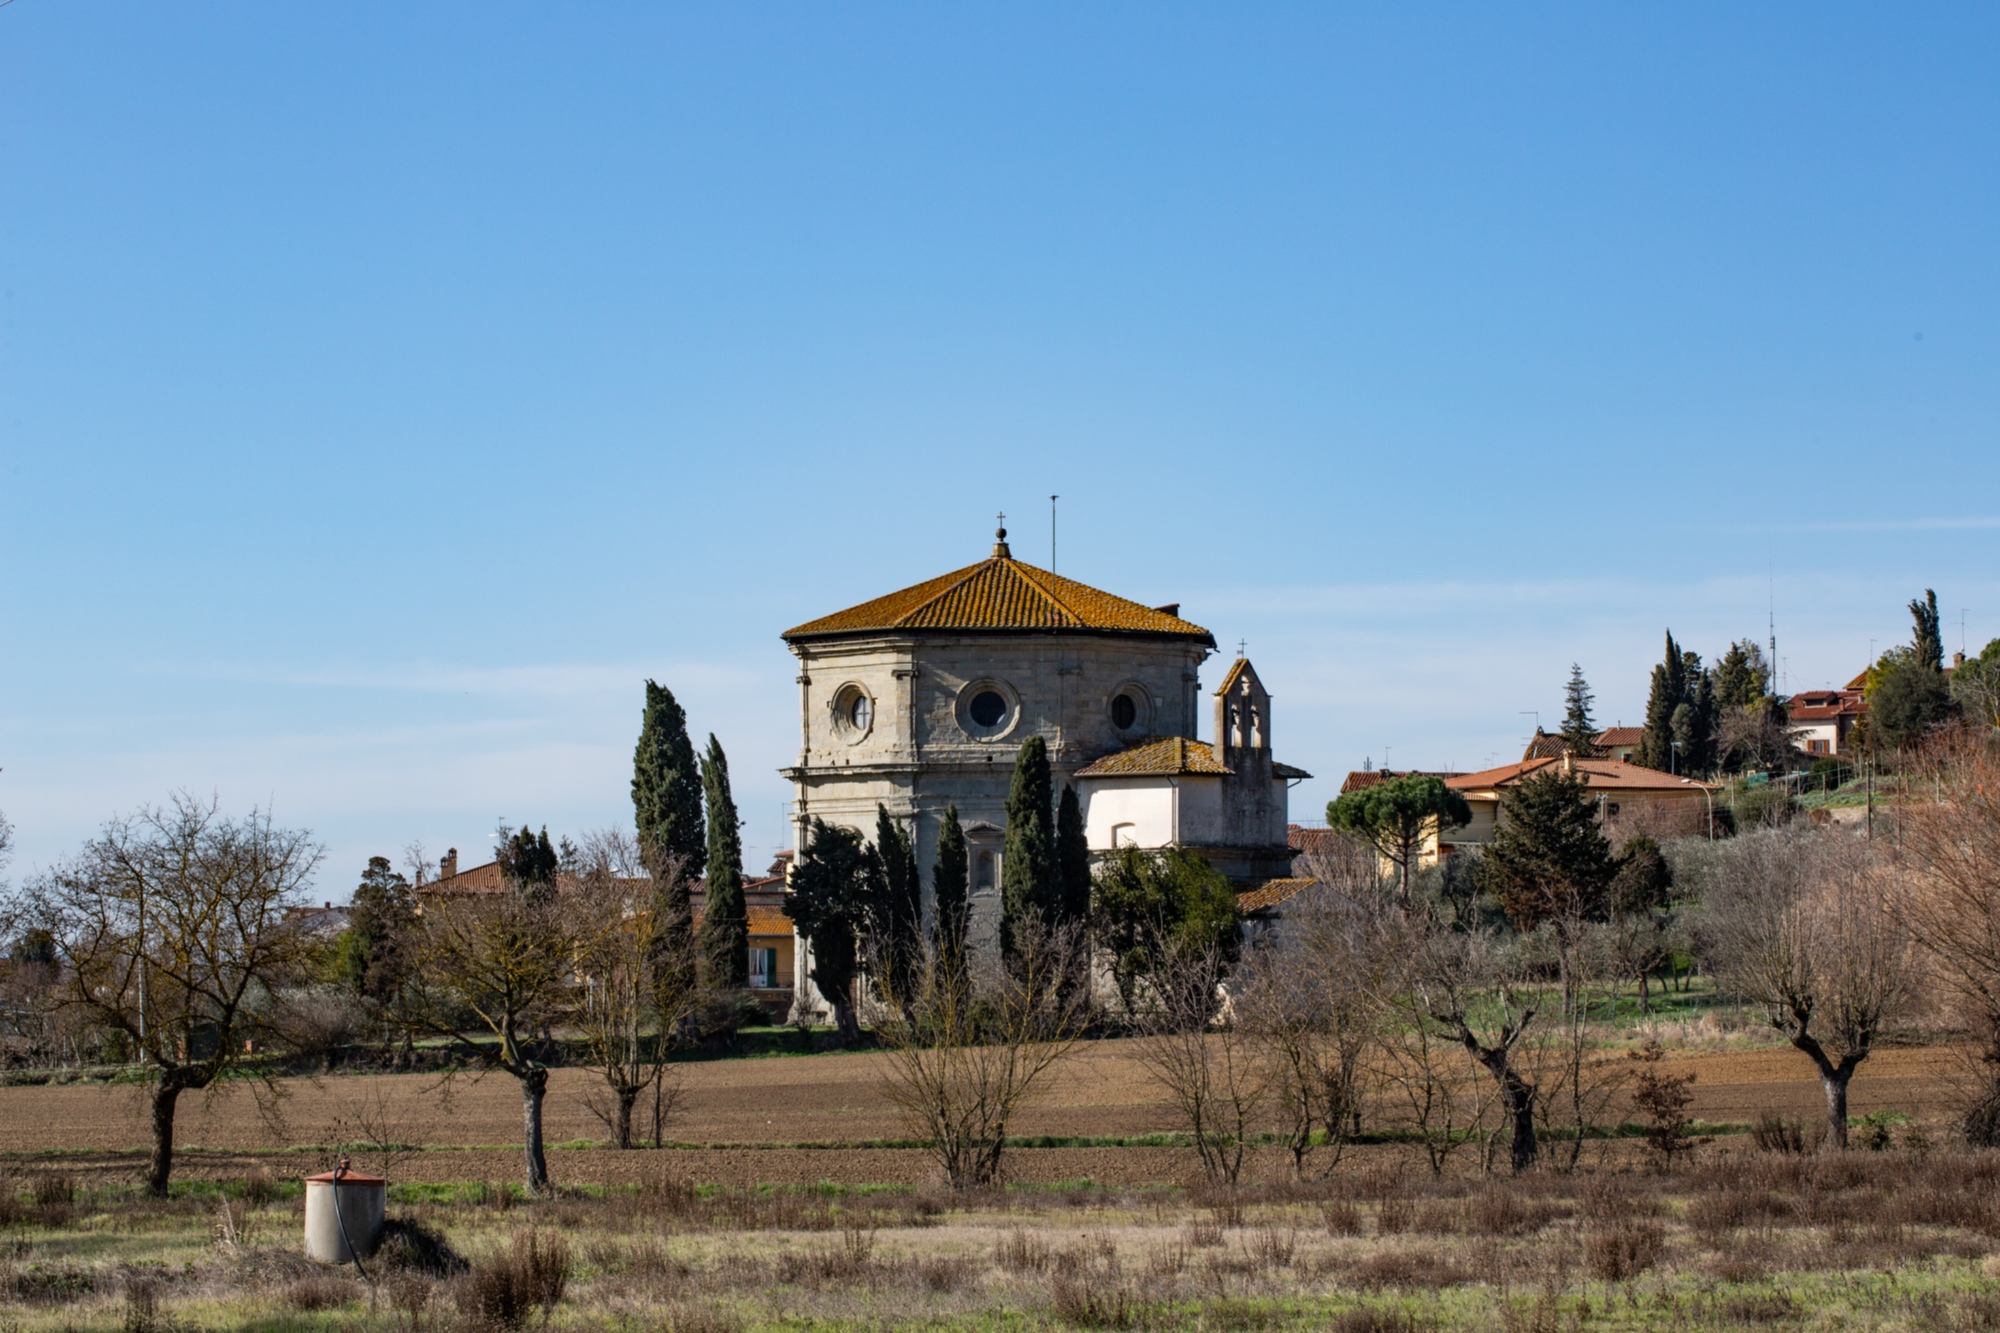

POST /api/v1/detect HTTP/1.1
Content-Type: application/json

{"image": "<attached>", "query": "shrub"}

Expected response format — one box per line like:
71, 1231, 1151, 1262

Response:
458, 1230, 571, 1329
915, 1254, 980, 1293
996, 1228, 1051, 1273
1050, 1275, 1137, 1328
282, 1274, 354, 1311
1329, 1310, 1422, 1333
1321, 1201, 1363, 1235
379, 1217, 469, 1277
1585, 1219, 1664, 1281
1752, 1116, 1810, 1154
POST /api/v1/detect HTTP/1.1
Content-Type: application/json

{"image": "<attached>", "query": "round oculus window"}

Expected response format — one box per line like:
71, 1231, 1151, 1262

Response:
847, 693, 872, 732
969, 690, 1008, 728
1111, 693, 1139, 730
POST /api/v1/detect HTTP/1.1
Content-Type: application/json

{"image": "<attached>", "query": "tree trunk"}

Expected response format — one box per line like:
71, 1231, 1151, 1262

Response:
521, 1068, 551, 1193
1503, 1070, 1538, 1174
1792, 1033, 1865, 1151
833, 997, 860, 1046
148, 1082, 182, 1198
1820, 1067, 1851, 1151
614, 1085, 638, 1150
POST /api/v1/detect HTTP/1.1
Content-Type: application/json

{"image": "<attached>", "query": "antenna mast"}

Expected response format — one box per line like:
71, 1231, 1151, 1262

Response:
1050, 495, 1058, 572
1768, 574, 1778, 700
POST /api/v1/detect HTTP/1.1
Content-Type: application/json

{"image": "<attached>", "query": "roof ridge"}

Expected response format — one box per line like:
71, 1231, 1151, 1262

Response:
888, 559, 1005, 628
1005, 559, 1088, 627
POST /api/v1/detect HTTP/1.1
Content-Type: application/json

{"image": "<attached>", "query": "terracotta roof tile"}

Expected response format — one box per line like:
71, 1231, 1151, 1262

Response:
1596, 727, 1645, 747
1213, 657, 1254, 696
1337, 769, 1464, 794
783, 556, 1214, 643
1237, 877, 1317, 914
1272, 761, 1313, 780
746, 907, 791, 938
1447, 757, 1719, 793
1074, 736, 1233, 777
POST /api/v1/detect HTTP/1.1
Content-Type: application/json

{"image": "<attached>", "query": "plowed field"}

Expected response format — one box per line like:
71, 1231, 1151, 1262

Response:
0, 1039, 1959, 1186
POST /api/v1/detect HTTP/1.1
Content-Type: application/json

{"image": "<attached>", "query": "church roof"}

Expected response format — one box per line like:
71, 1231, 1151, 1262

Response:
1213, 657, 1257, 696
1074, 736, 1233, 777
782, 540, 1214, 644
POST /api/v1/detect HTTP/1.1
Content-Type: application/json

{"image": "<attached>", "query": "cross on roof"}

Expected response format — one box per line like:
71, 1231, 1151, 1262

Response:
1237, 639, 1247, 658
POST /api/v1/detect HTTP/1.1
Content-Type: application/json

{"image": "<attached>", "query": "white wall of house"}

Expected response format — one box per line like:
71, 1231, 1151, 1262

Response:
1078, 776, 1226, 850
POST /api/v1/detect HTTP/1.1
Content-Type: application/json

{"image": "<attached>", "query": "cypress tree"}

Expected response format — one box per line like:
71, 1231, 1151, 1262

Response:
632, 681, 704, 998
1911, 589, 1945, 672
1056, 784, 1091, 926
1559, 664, 1598, 755
785, 818, 867, 1043
932, 804, 969, 968
697, 734, 747, 990
1637, 632, 1684, 771
1001, 735, 1057, 963
499, 824, 560, 902
870, 805, 922, 1004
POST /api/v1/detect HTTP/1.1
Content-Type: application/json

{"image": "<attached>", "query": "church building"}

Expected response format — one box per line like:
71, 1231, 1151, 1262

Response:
780, 526, 1310, 972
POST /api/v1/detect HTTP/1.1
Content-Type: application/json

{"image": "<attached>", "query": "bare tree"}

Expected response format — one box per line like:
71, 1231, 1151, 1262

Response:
1897, 738, 2000, 1143
873, 921, 1085, 1190
405, 873, 585, 1193
569, 833, 692, 1149
1235, 881, 1401, 1177
16, 795, 321, 1194
1411, 928, 1544, 1174
1133, 944, 1268, 1185
1704, 827, 1919, 1149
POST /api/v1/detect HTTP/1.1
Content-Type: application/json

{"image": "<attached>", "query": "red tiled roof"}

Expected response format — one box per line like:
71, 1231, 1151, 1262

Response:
1237, 877, 1317, 914
1213, 658, 1254, 697
746, 907, 791, 939
783, 552, 1213, 643
1337, 769, 1464, 794
1075, 736, 1233, 777
1447, 757, 1718, 793
1596, 727, 1645, 747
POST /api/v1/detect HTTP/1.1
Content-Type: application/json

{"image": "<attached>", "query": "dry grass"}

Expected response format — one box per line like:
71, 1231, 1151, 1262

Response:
0, 1149, 1996, 1329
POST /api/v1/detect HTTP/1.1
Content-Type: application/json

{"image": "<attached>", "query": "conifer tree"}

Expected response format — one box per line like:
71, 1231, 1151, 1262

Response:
1056, 784, 1091, 926
498, 825, 560, 903
697, 734, 747, 990
931, 804, 969, 968
340, 856, 417, 1005
1911, 588, 1945, 672
1714, 639, 1771, 709
1001, 735, 1057, 963
1638, 632, 1685, 771
871, 805, 922, 1003
785, 818, 868, 1043
1559, 664, 1599, 755
632, 681, 704, 999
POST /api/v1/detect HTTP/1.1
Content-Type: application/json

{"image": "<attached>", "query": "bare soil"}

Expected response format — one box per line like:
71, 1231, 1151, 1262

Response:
0, 1039, 1960, 1187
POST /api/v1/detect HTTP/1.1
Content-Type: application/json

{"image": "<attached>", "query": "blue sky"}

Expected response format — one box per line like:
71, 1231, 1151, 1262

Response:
4, 5, 1998, 889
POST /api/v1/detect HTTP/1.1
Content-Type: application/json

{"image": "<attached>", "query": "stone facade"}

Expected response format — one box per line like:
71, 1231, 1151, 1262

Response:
779, 533, 1306, 1013
783, 629, 1210, 952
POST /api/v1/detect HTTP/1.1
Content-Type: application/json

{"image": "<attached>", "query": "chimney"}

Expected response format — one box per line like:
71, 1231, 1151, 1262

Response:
1955, 651, 1967, 668
1561, 752, 1574, 775
441, 848, 458, 879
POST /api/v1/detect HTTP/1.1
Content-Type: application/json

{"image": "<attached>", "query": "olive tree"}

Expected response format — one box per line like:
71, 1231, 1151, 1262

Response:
18, 795, 321, 1195
1703, 828, 1919, 1149
1898, 738, 2000, 1143
405, 857, 585, 1193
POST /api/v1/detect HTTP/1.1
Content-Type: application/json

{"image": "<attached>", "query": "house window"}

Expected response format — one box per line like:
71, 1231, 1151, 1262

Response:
1605, 802, 1620, 817
748, 948, 777, 988
1809, 739, 1830, 755
1112, 694, 1137, 730
975, 851, 996, 892
970, 691, 1007, 727
1111, 822, 1137, 848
